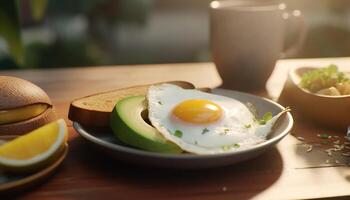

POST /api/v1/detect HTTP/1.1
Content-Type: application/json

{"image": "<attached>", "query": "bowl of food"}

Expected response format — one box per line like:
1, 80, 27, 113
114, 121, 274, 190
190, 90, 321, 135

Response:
279, 64, 350, 130
70, 82, 293, 169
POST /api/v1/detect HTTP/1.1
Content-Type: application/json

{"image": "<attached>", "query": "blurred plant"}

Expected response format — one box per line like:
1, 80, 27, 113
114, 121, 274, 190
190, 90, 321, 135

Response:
31, 0, 49, 21
0, 0, 48, 68
0, 0, 153, 69
1, 0, 348, 69
0, 1, 23, 66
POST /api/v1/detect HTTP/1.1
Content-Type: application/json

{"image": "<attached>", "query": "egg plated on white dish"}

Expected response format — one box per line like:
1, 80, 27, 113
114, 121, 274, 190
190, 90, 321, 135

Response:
147, 84, 289, 154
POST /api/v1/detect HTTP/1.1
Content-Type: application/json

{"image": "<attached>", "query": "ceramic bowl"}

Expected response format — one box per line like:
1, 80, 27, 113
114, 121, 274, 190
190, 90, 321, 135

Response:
279, 66, 350, 130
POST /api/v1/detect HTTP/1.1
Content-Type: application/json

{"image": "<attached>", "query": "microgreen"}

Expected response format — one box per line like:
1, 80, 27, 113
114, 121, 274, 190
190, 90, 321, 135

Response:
233, 143, 240, 148
321, 141, 329, 145
174, 130, 183, 138
222, 143, 240, 151
319, 133, 330, 139
244, 124, 251, 128
300, 64, 349, 92
201, 128, 209, 135
259, 112, 273, 125
222, 146, 230, 151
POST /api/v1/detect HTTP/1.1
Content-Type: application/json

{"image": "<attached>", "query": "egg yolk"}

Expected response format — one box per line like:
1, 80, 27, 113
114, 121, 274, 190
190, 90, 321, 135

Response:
172, 99, 223, 124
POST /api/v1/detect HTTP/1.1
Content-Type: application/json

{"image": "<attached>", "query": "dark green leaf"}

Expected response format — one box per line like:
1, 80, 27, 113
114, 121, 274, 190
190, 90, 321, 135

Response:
263, 112, 273, 121
0, 0, 23, 66
320, 133, 330, 139
222, 143, 240, 151
233, 143, 240, 148
321, 141, 329, 145
31, 0, 48, 21
201, 128, 209, 134
174, 130, 183, 138
259, 112, 273, 125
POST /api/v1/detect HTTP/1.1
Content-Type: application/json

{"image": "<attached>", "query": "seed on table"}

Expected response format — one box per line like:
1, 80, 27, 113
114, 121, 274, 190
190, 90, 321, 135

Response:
306, 145, 313, 152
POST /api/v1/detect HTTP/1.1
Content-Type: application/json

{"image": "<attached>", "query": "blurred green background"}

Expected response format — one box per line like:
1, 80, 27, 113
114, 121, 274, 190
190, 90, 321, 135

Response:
0, 0, 350, 69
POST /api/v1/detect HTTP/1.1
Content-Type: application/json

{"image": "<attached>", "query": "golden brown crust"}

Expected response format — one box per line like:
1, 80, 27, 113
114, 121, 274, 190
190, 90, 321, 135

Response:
197, 87, 212, 93
0, 76, 52, 110
68, 81, 195, 128
0, 107, 57, 135
68, 105, 110, 128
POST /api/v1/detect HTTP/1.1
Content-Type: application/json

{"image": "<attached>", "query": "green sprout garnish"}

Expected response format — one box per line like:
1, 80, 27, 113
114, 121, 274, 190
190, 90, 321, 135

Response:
322, 141, 329, 145
219, 128, 230, 135
259, 112, 273, 125
222, 146, 230, 151
174, 130, 183, 138
246, 102, 273, 124
201, 128, 209, 135
320, 133, 330, 139
300, 64, 349, 92
222, 143, 240, 151
244, 124, 251, 128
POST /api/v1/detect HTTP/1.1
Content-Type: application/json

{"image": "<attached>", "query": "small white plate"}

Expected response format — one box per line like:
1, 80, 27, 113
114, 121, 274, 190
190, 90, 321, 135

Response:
73, 89, 293, 169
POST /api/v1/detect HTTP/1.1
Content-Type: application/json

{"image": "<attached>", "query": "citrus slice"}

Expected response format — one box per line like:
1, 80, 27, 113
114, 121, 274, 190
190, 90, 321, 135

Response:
0, 119, 68, 172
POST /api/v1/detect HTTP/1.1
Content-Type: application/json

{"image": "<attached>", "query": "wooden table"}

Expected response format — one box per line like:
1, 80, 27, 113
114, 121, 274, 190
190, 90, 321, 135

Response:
1, 59, 350, 199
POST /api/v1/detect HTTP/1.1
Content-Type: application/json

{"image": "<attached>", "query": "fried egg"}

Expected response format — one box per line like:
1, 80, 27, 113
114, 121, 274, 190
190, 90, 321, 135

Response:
147, 84, 288, 154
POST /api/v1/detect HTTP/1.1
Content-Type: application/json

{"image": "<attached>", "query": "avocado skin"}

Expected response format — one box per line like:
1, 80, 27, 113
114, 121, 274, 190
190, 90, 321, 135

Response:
110, 96, 182, 153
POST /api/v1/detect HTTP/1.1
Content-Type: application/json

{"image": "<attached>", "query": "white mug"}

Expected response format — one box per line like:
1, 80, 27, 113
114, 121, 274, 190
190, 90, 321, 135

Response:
210, 0, 306, 91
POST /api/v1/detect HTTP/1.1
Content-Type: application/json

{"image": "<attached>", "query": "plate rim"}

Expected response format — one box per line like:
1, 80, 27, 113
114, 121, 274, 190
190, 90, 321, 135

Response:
73, 89, 293, 159
0, 144, 68, 192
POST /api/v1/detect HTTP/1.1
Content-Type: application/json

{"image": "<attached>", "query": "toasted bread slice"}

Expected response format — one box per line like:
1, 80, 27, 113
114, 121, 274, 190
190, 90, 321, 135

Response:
68, 81, 195, 128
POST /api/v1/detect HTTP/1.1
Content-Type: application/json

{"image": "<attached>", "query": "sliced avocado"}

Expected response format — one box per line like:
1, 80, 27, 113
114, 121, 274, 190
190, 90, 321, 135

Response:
110, 95, 182, 153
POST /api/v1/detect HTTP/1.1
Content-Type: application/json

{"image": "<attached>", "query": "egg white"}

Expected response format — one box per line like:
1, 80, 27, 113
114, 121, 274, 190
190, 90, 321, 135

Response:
147, 84, 287, 154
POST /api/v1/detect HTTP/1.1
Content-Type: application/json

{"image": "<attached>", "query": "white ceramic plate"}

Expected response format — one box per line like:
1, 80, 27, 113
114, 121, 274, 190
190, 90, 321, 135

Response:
73, 89, 293, 169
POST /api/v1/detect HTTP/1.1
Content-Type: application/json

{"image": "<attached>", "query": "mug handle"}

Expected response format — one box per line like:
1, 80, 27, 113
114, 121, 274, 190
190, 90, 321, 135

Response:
280, 10, 307, 58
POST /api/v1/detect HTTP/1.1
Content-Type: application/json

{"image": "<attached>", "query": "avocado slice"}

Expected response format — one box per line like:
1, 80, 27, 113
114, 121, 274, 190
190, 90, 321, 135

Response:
110, 95, 182, 153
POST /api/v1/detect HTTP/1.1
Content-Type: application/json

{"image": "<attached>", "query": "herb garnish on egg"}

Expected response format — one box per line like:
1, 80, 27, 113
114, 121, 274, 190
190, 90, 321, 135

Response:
223, 128, 230, 134
320, 133, 330, 139
245, 102, 274, 125
219, 128, 230, 136
222, 144, 240, 151
174, 130, 183, 138
147, 84, 290, 154
259, 112, 273, 125
201, 128, 210, 134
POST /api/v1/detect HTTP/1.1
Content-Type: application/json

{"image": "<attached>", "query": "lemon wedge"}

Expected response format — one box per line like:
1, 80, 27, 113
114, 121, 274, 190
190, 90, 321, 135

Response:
0, 119, 68, 172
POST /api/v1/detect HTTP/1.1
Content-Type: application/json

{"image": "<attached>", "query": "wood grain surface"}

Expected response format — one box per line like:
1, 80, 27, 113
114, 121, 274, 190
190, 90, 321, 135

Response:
1, 60, 350, 199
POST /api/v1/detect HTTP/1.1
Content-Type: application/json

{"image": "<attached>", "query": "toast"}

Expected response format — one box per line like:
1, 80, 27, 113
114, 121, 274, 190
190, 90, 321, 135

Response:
68, 81, 195, 128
